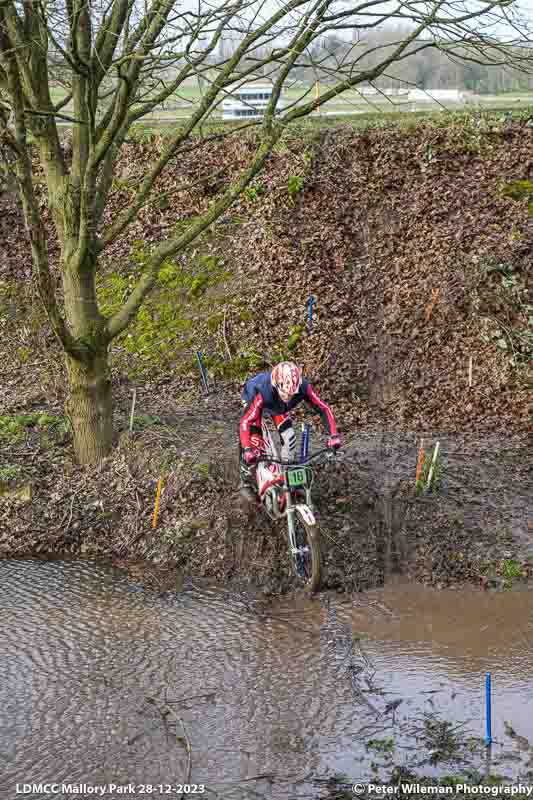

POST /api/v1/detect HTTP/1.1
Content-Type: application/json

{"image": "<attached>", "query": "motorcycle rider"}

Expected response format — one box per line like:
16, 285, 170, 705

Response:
239, 361, 341, 499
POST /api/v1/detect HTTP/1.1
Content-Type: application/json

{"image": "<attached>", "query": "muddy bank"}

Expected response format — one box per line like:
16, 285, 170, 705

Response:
1, 117, 531, 590
1, 119, 531, 432
1, 388, 531, 594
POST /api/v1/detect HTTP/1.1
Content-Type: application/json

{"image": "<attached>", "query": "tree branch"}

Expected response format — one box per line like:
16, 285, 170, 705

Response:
92, 0, 132, 89
281, 17, 442, 123
97, 0, 313, 252
105, 130, 279, 341
25, 107, 87, 124
0, 13, 80, 359
53, 90, 73, 113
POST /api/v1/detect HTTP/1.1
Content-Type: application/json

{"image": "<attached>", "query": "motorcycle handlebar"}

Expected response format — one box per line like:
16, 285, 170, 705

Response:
254, 447, 337, 467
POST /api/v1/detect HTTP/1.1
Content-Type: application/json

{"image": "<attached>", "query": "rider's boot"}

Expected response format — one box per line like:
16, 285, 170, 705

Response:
238, 459, 257, 504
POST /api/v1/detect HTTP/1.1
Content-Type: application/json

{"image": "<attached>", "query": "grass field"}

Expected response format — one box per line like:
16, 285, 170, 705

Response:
48, 82, 533, 126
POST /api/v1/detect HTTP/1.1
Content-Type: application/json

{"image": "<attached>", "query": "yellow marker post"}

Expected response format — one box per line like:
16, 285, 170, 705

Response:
152, 478, 163, 529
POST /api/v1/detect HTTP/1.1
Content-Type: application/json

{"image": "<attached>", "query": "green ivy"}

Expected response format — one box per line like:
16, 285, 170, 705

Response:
0, 413, 63, 442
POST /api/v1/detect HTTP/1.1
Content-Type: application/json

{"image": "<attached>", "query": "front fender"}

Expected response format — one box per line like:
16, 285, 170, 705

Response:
295, 504, 316, 526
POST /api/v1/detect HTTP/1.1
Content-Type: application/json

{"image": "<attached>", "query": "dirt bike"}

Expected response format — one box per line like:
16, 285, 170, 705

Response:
253, 419, 335, 593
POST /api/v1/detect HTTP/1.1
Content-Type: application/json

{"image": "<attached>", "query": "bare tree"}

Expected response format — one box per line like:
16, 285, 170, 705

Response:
0, 0, 530, 463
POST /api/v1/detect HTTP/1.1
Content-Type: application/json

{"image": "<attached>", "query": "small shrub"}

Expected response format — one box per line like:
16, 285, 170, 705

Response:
0, 464, 22, 481
194, 463, 210, 481
501, 180, 533, 202
133, 414, 163, 429
157, 261, 182, 287
287, 324, 304, 352
161, 522, 192, 546
219, 349, 263, 376
111, 176, 133, 193
17, 347, 31, 364
198, 254, 224, 272
244, 180, 266, 202
500, 559, 524, 586
287, 175, 305, 202
188, 273, 208, 298
366, 737, 395, 754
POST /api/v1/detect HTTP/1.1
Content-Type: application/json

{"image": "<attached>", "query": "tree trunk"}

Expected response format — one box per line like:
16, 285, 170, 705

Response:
65, 349, 113, 464
62, 259, 113, 465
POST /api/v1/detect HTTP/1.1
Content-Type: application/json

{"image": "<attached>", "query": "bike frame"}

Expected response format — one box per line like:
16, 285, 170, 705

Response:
255, 419, 332, 559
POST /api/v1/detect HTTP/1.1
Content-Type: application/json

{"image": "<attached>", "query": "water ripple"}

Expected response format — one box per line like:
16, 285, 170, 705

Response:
1, 561, 533, 799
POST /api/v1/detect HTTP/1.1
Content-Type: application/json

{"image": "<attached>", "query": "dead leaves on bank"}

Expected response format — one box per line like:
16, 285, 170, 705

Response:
1, 118, 532, 591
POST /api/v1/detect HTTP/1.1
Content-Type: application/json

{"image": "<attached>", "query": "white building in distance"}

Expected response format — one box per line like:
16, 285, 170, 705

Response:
222, 83, 286, 120
407, 88, 471, 103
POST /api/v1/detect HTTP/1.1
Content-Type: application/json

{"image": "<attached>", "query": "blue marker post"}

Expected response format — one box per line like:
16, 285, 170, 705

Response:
196, 351, 209, 395
485, 672, 492, 747
308, 294, 315, 336
300, 423, 310, 463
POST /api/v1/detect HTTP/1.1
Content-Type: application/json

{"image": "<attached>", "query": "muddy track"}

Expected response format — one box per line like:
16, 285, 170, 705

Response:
0, 376, 531, 595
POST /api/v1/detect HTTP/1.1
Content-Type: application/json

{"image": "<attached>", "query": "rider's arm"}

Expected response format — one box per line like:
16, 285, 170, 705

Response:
240, 392, 264, 448
304, 384, 338, 436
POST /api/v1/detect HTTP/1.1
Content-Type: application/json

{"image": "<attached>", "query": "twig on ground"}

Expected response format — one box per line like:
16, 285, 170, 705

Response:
167, 691, 217, 705
64, 495, 75, 533
149, 696, 192, 790
319, 526, 353, 555
355, 638, 373, 671
353, 687, 381, 716
129, 389, 137, 435
177, 716, 192, 790
54, 494, 76, 534
351, 319, 364, 341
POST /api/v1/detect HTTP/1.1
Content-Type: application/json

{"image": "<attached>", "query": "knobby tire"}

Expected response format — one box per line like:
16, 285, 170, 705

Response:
293, 509, 321, 593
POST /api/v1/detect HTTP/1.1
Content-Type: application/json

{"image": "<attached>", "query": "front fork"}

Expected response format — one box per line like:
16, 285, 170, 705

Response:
285, 484, 314, 556
286, 488, 297, 553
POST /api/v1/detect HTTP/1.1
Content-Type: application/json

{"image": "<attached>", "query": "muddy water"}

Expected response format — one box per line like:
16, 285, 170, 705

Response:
1, 561, 533, 800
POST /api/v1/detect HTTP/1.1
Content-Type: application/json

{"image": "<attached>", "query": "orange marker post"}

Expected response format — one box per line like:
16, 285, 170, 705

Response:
152, 478, 163, 529
415, 440, 425, 486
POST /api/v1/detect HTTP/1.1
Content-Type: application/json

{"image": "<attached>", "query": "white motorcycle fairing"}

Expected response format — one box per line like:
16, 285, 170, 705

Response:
256, 461, 282, 496
294, 504, 316, 526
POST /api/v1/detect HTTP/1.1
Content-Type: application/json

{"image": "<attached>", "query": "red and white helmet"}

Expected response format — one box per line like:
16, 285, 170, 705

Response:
271, 361, 302, 403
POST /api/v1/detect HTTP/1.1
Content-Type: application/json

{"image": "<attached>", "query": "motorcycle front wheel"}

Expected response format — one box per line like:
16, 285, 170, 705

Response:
291, 509, 321, 592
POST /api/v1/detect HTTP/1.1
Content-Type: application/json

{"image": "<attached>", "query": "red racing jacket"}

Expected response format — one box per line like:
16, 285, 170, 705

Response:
239, 371, 338, 449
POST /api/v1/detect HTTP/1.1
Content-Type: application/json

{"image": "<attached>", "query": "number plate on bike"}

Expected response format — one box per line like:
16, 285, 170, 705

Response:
287, 468, 307, 488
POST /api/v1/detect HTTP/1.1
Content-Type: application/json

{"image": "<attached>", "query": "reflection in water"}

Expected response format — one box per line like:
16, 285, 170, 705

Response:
1, 561, 533, 799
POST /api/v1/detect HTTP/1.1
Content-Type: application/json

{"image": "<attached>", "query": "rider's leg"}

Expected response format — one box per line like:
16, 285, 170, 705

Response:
273, 414, 296, 462
239, 433, 263, 478
274, 414, 306, 502
238, 405, 262, 496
